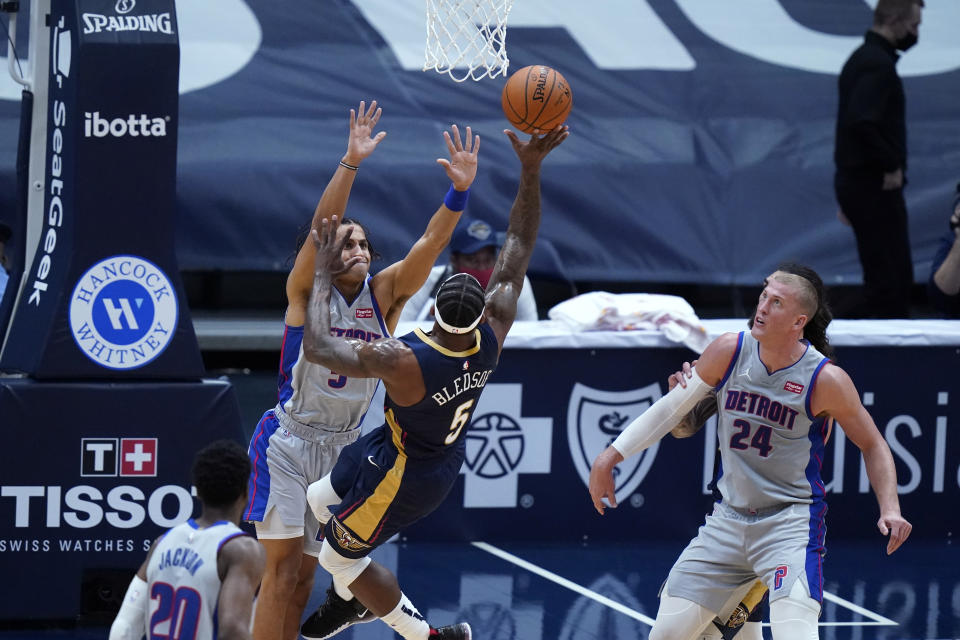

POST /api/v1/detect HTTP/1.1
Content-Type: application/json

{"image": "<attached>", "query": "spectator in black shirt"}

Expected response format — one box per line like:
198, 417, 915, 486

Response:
927, 184, 960, 318
834, 0, 924, 318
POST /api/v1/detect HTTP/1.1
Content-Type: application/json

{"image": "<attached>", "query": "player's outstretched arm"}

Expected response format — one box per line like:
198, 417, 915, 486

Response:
108, 538, 158, 640
286, 100, 387, 325
665, 359, 719, 438
811, 364, 912, 554
588, 333, 737, 515
216, 536, 266, 640
303, 217, 415, 383
484, 126, 569, 348
372, 124, 480, 330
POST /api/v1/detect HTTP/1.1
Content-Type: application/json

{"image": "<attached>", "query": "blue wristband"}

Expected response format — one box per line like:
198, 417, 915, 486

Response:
444, 185, 470, 212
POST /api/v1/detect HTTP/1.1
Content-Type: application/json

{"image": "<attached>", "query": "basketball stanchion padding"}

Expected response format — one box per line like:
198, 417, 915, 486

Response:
0, 0, 204, 379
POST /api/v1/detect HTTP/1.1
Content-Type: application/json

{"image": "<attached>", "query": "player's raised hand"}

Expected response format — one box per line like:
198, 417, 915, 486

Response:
344, 100, 387, 166
437, 124, 479, 191
312, 216, 363, 277
878, 511, 912, 555
668, 360, 699, 391
504, 125, 569, 169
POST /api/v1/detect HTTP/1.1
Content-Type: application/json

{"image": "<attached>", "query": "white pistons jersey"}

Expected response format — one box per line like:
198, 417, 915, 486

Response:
145, 519, 247, 640
281, 276, 389, 432
714, 331, 831, 511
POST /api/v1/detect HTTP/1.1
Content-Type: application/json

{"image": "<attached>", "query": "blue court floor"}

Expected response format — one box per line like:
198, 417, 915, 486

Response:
1, 539, 956, 639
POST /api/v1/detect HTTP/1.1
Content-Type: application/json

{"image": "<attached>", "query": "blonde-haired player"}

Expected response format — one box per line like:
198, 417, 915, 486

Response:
590, 264, 912, 640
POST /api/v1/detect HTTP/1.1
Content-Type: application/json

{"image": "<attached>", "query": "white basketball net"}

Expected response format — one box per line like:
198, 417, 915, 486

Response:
424, 0, 514, 82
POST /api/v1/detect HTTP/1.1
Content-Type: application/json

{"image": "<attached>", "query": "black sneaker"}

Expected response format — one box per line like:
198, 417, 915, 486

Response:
430, 622, 472, 640
300, 586, 376, 640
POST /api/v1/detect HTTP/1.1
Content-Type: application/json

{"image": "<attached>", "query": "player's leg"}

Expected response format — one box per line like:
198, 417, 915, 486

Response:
768, 579, 819, 640
655, 504, 756, 640
710, 581, 768, 640
649, 587, 718, 640
291, 552, 319, 632
751, 505, 823, 640
306, 434, 365, 603
252, 519, 307, 640
247, 412, 311, 640
251, 415, 352, 640
662, 586, 764, 640
316, 538, 468, 640
307, 473, 340, 526
306, 447, 469, 640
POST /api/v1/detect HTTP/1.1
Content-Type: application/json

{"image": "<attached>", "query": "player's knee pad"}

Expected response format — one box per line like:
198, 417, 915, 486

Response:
318, 539, 370, 587
307, 475, 341, 525
649, 588, 717, 640
769, 579, 820, 640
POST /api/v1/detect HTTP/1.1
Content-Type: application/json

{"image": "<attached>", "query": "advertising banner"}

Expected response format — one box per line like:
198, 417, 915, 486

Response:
403, 344, 960, 544
0, 378, 244, 620
4, 2, 957, 285
0, 0, 202, 378
0, 341, 956, 620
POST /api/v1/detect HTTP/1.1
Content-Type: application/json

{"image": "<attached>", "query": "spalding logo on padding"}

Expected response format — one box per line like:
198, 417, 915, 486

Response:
0, 0, 262, 100
69, 255, 179, 370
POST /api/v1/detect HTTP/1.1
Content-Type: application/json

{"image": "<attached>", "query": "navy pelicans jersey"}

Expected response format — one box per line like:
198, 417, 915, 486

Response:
280, 276, 388, 431
714, 331, 831, 511
145, 519, 247, 640
385, 324, 500, 459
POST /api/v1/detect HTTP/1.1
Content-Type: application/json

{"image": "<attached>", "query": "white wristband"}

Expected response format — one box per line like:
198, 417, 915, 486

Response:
612, 369, 713, 459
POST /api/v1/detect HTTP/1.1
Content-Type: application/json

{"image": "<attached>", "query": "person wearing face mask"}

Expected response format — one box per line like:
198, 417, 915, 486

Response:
399, 217, 539, 322
244, 100, 480, 640
833, 0, 924, 319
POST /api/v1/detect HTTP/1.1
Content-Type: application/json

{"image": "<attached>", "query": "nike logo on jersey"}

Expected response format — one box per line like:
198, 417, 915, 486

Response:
367, 455, 381, 469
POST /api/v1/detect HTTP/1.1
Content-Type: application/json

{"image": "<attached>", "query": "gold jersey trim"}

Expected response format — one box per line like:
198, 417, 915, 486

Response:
413, 327, 480, 357
341, 413, 408, 540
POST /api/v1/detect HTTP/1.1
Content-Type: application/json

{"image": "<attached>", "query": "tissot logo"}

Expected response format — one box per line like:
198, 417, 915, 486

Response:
81, 439, 119, 477
119, 439, 157, 476
80, 438, 157, 477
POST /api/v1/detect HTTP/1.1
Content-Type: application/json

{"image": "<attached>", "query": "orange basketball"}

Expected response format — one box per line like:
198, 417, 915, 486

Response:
501, 65, 573, 134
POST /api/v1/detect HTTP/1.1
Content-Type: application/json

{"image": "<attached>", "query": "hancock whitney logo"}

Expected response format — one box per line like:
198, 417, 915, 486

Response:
567, 383, 662, 505
461, 384, 551, 508
69, 255, 178, 370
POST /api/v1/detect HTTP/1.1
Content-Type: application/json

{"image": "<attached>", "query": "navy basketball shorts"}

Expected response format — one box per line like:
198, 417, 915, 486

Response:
323, 427, 463, 559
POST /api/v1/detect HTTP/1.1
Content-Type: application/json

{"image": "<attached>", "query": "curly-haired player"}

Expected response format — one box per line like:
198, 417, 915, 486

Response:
109, 440, 265, 640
